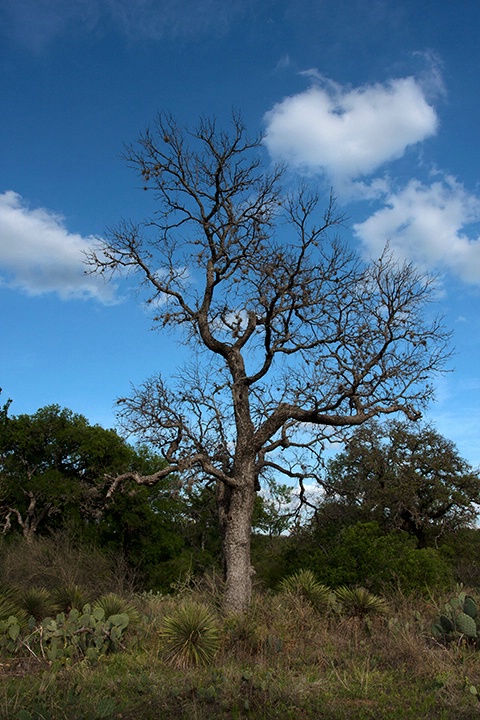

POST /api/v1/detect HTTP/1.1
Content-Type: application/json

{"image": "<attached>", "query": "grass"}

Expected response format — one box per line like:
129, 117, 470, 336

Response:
2, 587, 480, 719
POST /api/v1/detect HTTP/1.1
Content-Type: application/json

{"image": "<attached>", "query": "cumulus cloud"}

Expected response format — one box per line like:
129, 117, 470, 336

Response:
353, 177, 480, 284
264, 74, 438, 185
264, 66, 480, 286
0, 191, 116, 302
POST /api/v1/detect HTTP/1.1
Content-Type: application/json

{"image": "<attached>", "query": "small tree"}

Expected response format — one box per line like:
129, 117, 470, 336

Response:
323, 420, 480, 547
87, 113, 450, 612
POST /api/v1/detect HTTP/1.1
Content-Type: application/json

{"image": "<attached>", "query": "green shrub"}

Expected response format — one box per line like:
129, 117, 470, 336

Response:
0, 605, 131, 662
309, 522, 453, 593
51, 584, 89, 613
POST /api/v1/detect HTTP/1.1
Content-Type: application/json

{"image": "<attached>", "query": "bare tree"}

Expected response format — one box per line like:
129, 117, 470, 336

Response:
86, 113, 451, 612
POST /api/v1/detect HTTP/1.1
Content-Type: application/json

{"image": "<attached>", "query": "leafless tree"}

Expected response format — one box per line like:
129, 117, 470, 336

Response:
86, 113, 451, 612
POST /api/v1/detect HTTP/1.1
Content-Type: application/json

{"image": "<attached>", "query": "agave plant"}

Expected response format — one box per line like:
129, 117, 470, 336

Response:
160, 601, 221, 669
93, 593, 141, 625
334, 586, 389, 619
20, 586, 53, 621
279, 570, 331, 611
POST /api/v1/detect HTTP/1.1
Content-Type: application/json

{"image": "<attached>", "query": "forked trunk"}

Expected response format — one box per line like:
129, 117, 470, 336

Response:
217, 479, 256, 613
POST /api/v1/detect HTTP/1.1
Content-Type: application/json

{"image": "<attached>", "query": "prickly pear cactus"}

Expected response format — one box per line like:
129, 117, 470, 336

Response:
0, 602, 135, 663
432, 591, 480, 646
455, 612, 477, 638
439, 615, 454, 633
464, 596, 478, 620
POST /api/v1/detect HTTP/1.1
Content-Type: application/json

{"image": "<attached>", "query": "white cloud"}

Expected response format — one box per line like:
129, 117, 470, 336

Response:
264, 66, 480, 286
353, 177, 480, 284
264, 74, 438, 184
0, 191, 116, 302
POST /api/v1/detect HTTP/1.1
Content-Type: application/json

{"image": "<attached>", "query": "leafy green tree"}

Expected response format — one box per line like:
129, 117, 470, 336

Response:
324, 420, 480, 547
0, 408, 218, 589
0, 405, 146, 541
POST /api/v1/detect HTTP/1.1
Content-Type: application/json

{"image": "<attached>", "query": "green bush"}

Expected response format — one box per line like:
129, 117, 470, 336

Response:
93, 592, 141, 625
307, 522, 453, 593
19, 586, 53, 621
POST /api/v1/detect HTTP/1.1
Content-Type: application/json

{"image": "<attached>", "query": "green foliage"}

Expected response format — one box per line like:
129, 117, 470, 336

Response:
0, 405, 135, 539
438, 528, 480, 587
160, 601, 221, 668
334, 586, 389, 619
19, 587, 53, 621
0, 590, 24, 625
289, 521, 453, 594
0, 615, 21, 654
279, 570, 331, 611
95, 475, 193, 592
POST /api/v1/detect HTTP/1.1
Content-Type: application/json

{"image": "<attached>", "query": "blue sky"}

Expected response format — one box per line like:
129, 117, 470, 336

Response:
1, 0, 480, 466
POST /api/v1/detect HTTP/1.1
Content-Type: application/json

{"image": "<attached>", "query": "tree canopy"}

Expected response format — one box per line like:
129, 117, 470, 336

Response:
323, 420, 480, 547
0, 404, 167, 542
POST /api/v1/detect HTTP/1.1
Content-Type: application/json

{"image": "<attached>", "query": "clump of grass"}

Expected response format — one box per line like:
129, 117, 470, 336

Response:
334, 586, 389, 619
0, 532, 135, 597
159, 601, 221, 669
279, 569, 331, 611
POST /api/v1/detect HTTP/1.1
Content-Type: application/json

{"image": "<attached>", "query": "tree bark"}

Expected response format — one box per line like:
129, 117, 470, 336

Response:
217, 477, 256, 613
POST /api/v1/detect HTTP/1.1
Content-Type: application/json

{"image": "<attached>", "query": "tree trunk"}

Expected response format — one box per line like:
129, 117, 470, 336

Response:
217, 479, 256, 613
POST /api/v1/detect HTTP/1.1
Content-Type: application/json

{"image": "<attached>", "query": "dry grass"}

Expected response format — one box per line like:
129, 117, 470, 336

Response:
0, 532, 135, 596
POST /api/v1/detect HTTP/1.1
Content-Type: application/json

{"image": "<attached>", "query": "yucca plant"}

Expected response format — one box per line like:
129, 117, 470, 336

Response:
93, 593, 141, 625
159, 601, 221, 669
279, 570, 332, 611
20, 586, 53, 621
51, 584, 88, 613
334, 586, 389, 619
